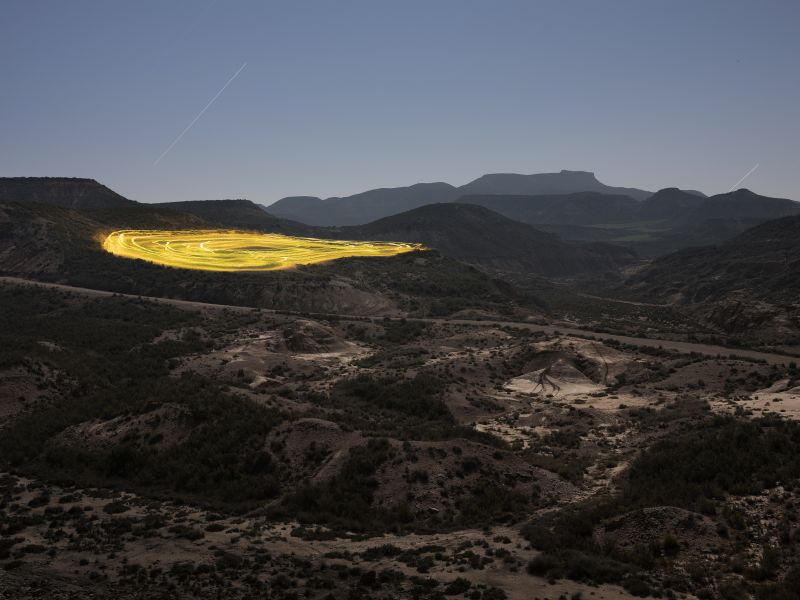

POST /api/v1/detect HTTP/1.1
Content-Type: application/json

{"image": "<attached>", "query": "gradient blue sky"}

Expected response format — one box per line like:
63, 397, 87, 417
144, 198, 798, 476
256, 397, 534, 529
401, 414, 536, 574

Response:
1, 0, 798, 203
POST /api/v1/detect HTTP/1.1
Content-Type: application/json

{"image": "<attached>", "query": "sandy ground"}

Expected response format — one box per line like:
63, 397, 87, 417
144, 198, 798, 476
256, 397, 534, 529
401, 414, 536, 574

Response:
712, 378, 800, 420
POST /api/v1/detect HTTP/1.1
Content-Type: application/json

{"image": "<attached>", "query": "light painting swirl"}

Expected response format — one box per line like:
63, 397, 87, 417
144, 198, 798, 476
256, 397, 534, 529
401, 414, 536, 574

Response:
102, 230, 422, 272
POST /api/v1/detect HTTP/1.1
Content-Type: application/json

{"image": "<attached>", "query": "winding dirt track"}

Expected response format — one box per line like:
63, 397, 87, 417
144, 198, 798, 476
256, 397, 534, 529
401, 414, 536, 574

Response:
1, 276, 793, 365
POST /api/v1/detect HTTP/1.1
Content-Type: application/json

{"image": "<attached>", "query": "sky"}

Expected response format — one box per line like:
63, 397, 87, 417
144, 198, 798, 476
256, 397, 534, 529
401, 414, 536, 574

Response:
1, 0, 798, 204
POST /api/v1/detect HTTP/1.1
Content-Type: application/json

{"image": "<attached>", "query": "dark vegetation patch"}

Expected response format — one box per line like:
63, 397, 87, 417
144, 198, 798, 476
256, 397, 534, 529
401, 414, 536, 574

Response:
281, 438, 405, 531
281, 434, 531, 534
379, 319, 430, 344
624, 416, 800, 509
0, 286, 283, 510
523, 416, 800, 595
313, 373, 502, 445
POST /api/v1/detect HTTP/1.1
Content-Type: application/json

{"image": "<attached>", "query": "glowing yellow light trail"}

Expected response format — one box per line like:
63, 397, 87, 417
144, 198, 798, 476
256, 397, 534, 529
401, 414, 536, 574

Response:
102, 230, 423, 272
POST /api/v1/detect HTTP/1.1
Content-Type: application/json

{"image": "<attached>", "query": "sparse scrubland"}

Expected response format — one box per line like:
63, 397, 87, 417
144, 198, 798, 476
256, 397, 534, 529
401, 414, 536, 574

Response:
3, 180, 800, 599
2, 280, 800, 599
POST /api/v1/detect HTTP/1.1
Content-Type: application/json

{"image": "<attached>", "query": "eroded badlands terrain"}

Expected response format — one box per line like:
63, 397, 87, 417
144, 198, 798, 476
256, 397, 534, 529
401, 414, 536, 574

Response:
2, 282, 800, 599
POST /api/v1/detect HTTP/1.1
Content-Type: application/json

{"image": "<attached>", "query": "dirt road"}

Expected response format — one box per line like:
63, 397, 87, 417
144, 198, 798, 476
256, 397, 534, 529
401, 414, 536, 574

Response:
1, 275, 793, 366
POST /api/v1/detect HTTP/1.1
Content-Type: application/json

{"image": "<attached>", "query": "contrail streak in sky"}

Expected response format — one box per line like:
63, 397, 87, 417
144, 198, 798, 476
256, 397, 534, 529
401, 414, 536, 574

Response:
154, 62, 247, 166
728, 163, 759, 192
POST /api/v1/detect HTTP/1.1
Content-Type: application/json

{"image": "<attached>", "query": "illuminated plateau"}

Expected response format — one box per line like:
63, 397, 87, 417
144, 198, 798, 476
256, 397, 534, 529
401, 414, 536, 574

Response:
102, 230, 423, 272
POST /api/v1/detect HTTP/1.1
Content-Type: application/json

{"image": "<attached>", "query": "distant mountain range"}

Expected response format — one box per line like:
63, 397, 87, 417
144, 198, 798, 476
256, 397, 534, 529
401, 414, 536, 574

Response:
4, 173, 800, 340
461, 188, 800, 256
0, 176, 637, 278
262, 170, 800, 257
267, 170, 660, 226
3, 174, 799, 276
270, 182, 461, 226
157, 200, 637, 276
156, 199, 315, 236
457, 170, 657, 200
338, 203, 637, 277
460, 192, 642, 227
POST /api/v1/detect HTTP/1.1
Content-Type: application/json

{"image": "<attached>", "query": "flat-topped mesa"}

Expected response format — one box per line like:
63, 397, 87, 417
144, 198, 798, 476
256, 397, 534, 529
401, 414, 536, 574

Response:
267, 170, 654, 225
0, 177, 134, 210
458, 170, 651, 200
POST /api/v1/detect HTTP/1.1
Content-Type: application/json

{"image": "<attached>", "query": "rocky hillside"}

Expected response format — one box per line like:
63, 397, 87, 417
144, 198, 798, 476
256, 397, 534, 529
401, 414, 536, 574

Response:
341, 203, 637, 277
626, 215, 800, 341
0, 200, 530, 319
0, 177, 135, 210
0, 201, 206, 274
3, 280, 799, 599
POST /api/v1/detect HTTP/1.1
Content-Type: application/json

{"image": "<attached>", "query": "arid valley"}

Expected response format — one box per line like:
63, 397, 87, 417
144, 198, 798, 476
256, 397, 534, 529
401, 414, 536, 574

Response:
4, 2, 800, 598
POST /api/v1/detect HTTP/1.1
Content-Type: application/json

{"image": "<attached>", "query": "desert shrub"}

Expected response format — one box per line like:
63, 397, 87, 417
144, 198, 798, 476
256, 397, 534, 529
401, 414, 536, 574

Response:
444, 577, 471, 595
755, 567, 800, 599
361, 544, 403, 560
455, 477, 529, 525
332, 373, 450, 421
623, 416, 800, 512
522, 416, 800, 589
380, 319, 429, 344
102, 501, 129, 514
282, 439, 401, 531
168, 524, 204, 541
318, 373, 503, 446
623, 575, 653, 597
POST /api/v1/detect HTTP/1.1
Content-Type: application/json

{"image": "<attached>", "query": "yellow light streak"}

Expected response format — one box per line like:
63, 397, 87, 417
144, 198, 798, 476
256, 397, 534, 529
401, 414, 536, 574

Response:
102, 230, 423, 272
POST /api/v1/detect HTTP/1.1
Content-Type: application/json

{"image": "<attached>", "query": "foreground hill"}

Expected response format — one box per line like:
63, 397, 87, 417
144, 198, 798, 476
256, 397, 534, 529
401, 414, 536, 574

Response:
0, 200, 530, 319
0, 177, 135, 210
627, 215, 800, 341
0, 179, 316, 236
341, 203, 636, 277
0, 179, 319, 236
267, 170, 653, 226
0, 201, 206, 273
